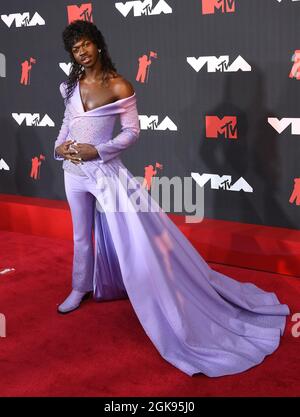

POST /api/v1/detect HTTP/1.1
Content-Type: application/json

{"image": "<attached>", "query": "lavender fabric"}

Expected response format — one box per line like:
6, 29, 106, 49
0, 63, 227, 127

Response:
54, 80, 290, 377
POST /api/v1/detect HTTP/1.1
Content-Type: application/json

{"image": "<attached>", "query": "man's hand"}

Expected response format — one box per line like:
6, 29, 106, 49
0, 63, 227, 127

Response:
55, 140, 82, 165
72, 143, 99, 162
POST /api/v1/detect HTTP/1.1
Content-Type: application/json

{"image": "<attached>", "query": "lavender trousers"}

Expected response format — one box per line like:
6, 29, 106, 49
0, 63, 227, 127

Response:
64, 170, 96, 292
64, 169, 128, 299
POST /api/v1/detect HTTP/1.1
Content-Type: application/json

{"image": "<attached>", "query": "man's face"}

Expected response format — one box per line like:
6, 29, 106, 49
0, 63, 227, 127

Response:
72, 37, 98, 67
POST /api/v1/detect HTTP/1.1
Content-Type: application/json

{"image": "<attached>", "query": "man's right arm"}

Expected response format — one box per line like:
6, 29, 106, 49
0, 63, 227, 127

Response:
54, 82, 70, 160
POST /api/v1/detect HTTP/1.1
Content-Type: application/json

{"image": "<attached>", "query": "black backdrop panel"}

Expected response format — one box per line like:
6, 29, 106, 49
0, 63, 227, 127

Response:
1, 0, 300, 229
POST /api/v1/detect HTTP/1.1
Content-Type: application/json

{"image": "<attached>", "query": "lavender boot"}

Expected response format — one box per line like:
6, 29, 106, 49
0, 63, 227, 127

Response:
57, 289, 92, 314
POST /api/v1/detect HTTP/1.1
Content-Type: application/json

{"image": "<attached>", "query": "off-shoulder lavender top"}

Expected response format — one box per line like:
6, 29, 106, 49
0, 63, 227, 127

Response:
54, 80, 140, 178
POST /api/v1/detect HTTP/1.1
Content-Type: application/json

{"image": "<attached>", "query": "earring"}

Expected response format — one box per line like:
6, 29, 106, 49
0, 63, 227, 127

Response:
98, 49, 102, 53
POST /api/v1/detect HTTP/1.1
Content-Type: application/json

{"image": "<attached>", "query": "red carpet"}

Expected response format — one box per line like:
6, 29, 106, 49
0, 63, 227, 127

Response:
2, 194, 300, 277
0, 230, 299, 397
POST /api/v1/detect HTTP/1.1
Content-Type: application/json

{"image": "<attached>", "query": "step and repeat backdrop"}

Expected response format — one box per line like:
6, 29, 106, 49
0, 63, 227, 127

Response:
1, 0, 300, 228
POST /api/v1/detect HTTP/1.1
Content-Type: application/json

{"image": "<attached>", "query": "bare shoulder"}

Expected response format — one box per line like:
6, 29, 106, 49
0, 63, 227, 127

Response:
110, 75, 135, 100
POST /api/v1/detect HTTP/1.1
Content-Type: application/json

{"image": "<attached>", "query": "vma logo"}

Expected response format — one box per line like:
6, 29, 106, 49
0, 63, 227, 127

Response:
67, 3, 93, 23
268, 118, 300, 135
0, 158, 10, 171
206, 116, 237, 139
1, 12, 45, 27
115, 0, 172, 17
12, 113, 54, 127
60, 62, 73, 76
202, 0, 235, 15
192, 173, 253, 192
139, 115, 177, 131
187, 55, 251, 72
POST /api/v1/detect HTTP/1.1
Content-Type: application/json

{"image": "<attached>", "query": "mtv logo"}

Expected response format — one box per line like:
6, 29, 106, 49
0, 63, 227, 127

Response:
67, 3, 93, 23
202, 0, 235, 15
206, 116, 237, 139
